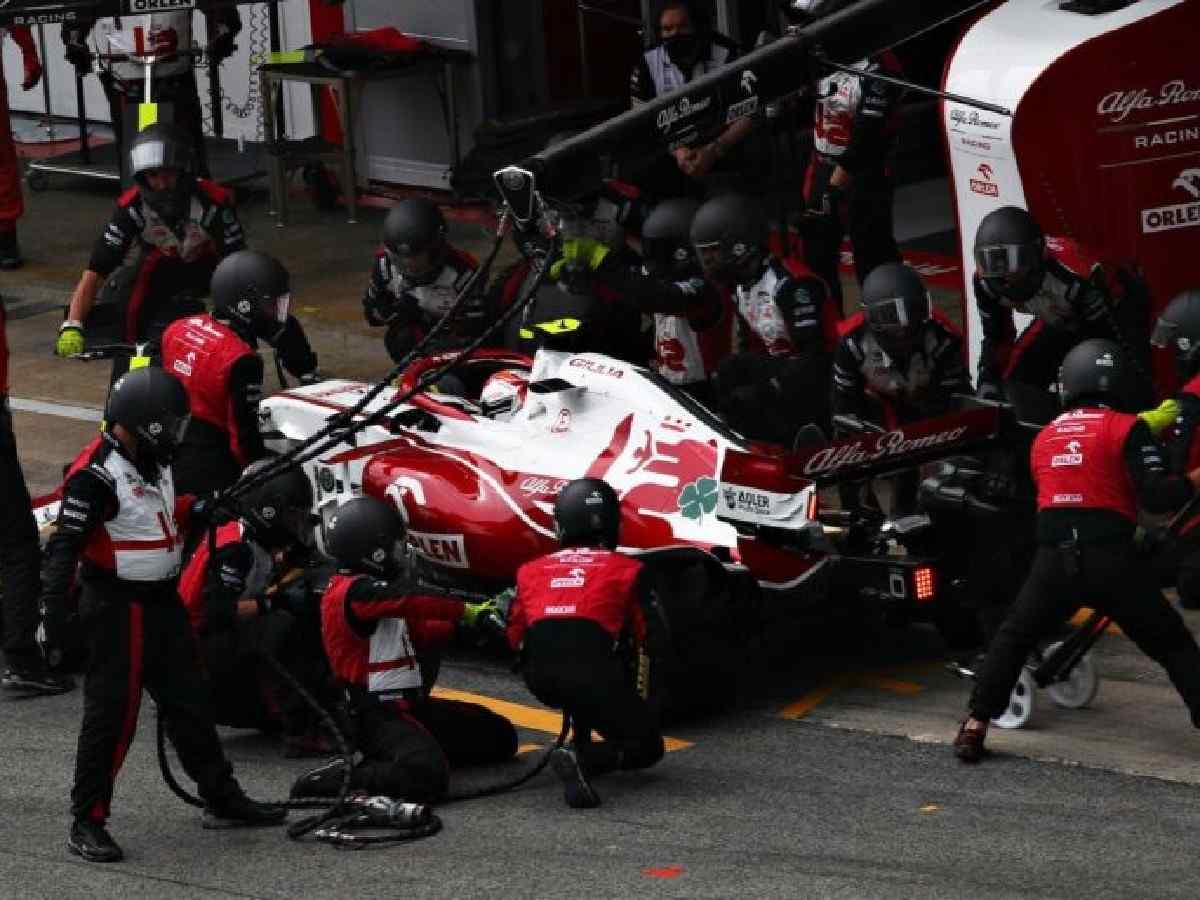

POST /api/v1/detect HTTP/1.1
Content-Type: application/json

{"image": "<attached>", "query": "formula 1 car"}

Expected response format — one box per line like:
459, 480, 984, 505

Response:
257, 344, 1019, 712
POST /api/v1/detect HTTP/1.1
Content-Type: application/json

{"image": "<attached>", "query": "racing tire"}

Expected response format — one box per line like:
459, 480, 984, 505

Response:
26, 170, 48, 192
1043, 641, 1100, 710
991, 667, 1036, 729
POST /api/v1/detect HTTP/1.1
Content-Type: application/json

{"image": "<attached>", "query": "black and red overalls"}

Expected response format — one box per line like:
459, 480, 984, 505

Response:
178, 519, 327, 738
509, 547, 664, 775
0, 301, 45, 671
41, 434, 247, 824
974, 237, 1152, 405
803, 51, 904, 305
967, 407, 1200, 726
160, 313, 265, 495
362, 245, 479, 364
320, 572, 516, 801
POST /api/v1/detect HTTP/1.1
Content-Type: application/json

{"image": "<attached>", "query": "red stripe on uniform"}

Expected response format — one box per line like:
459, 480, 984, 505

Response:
92, 603, 144, 822
367, 657, 417, 673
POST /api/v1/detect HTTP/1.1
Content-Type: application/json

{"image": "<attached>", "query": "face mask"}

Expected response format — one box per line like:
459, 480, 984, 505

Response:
664, 34, 702, 70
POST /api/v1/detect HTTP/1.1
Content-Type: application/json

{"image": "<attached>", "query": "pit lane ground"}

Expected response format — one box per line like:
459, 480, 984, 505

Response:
6, 173, 1200, 898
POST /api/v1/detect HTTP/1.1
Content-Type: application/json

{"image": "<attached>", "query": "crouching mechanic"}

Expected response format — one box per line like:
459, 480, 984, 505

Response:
954, 339, 1200, 763
162, 251, 299, 496
41, 367, 285, 864
178, 459, 335, 756
290, 496, 516, 802
508, 478, 665, 809
362, 198, 480, 364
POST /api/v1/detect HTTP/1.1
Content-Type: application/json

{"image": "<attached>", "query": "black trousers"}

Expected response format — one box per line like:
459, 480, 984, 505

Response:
346, 694, 517, 802
969, 542, 1200, 725
522, 620, 664, 776
803, 158, 900, 309
0, 402, 42, 669
71, 584, 239, 822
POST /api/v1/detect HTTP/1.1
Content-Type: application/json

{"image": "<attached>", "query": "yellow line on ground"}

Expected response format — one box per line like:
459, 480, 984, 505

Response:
778, 678, 844, 720
1069, 607, 1123, 636
431, 687, 694, 751
857, 674, 924, 695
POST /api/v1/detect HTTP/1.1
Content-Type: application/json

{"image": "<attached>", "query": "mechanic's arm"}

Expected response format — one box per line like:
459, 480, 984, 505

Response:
836, 66, 899, 179
346, 577, 465, 624
592, 254, 717, 318
1167, 392, 1200, 473
363, 256, 398, 326
830, 337, 867, 421
626, 566, 653, 646
215, 200, 247, 256
687, 117, 756, 178
779, 275, 831, 358
629, 56, 654, 109
202, 542, 257, 633
41, 468, 117, 608
973, 275, 1015, 398
933, 333, 973, 400
226, 354, 268, 466
9, 27, 42, 90
1124, 420, 1200, 515
61, 205, 139, 345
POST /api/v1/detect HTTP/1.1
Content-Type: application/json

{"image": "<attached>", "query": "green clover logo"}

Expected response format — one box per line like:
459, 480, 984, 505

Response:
678, 477, 719, 521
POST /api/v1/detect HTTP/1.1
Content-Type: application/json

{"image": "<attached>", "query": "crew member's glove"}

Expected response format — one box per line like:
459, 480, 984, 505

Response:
56, 321, 85, 358
209, 24, 237, 62
1074, 286, 1110, 324
461, 598, 504, 632
1138, 398, 1180, 436
549, 236, 610, 281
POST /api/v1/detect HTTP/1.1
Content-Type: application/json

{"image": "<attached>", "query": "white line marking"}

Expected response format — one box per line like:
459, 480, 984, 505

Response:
9, 397, 102, 422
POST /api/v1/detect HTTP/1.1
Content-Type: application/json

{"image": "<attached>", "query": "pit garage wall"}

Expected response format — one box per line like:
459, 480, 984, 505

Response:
944, 0, 1200, 392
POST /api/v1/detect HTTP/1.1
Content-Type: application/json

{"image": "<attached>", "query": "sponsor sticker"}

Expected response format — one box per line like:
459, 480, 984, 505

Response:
1097, 80, 1200, 124
1141, 167, 1200, 234
1052, 493, 1084, 504
969, 162, 999, 197
408, 531, 469, 569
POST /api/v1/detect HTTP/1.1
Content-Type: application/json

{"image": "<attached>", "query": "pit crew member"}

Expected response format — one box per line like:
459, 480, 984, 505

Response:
0, 26, 44, 267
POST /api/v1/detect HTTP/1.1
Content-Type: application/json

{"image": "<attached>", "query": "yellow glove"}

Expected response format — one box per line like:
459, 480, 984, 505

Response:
549, 236, 611, 281
55, 321, 85, 358
1138, 398, 1179, 435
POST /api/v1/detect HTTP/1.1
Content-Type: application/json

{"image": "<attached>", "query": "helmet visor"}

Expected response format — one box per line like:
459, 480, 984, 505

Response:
865, 297, 914, 329
1151, 317, 1180, 350
974, 242, 1040, 280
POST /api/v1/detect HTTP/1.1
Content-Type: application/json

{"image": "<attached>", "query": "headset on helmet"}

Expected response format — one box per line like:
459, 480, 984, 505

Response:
973, 206, 1047, 307
642, 197, 700, 281
480, 369, 530, 421
1151, 288, 1200, 382
861, 262, 930, 357
129, 124, 196, 224
234, 459, 316, 549
105, 367, 190, 465
211, 250, 291, 345
553, 478, 622, 549
1059, 338, 1137, 412
324, 496, 407, 578
383, 199, 448, 286
690, 193, 768, 286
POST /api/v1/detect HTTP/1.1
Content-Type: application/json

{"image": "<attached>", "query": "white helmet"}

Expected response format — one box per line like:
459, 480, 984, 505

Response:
480, 369, 530, 421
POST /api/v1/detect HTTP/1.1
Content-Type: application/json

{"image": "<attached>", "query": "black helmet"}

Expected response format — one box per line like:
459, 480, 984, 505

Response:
211, 250, 291, 345
324, 496, 406, 578
861, 262, 930, 358
234, 459, 315, 549
690, 193, 768, 285
105, 367, 190, 464
553, 478, 621, 549
642, 197, 700, 280
129, 124, 196, 224
973, 206, 1046, 307
1059, 338, 1137, 411
1151, 288, 1200, 382
383, 199, 448, 286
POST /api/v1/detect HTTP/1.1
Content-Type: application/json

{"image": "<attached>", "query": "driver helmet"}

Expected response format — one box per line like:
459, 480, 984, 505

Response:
129, 124, 196, 225
383, 198, 448, 287
642, 197, 701, 281
1151, 288, 1200, 383
973, 206, 1047, 308
1059, 338, 1137, 412
105, 367, 190, 466
211, 250, 292, 346
234, 459, 316, 550
324, 496, 407, 579
690, 193, 768, 287
861, 262, 930, 359
553, 477, 621, 549
480, 369, 530, 421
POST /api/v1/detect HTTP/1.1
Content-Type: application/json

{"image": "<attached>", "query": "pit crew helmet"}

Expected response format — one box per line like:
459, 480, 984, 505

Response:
642, 197, 700, 281
129, 124, 196, 225
105, 366, 190, 465
1151, 288, 1200, 382
973, 206, 1047, 308
324, 496, 407, 579
553, 478, 622, 549
234, 459, 316, 549
1059, 338, 1137, 412
211, 250, 291, 346
861, 262, 930, 358
383, 198, 448, 287
480, 369, 530, 421
690, 193, 768, 286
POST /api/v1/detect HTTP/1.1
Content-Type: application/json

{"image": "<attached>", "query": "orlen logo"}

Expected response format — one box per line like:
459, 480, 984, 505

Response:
969, 163, 999, 197
569, 358, 624, 378
1051, 440, 1084, 468
1141, 168, 1200, 234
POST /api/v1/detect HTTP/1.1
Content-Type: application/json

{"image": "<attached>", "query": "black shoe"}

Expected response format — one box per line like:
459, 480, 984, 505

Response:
202, 792, 288, 830
67, 820, 124, 863
0, 229, 23, 269
550, 746, 600, 809
2, 666, 75, 696
289, 758, 350, 798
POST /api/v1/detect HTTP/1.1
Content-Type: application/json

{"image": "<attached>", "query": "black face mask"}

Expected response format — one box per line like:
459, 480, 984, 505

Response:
663, 34, 703, 70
